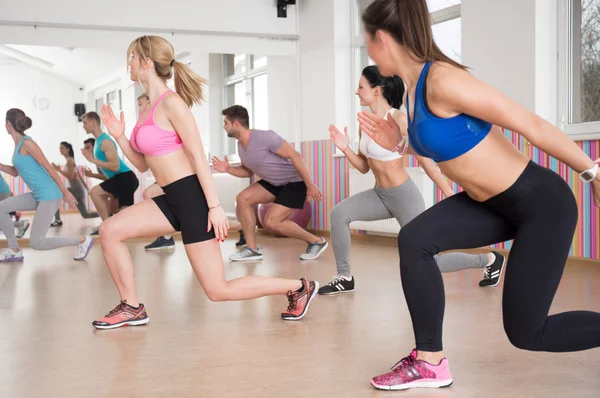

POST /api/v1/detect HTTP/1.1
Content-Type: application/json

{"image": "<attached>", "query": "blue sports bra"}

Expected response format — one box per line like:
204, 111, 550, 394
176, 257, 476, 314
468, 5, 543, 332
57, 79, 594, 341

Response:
406, 62, 492, 162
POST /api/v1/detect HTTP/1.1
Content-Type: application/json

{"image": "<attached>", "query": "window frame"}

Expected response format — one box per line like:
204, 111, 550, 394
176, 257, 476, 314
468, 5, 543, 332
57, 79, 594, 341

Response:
222, 54, 268, 155
558, 0, 600, 140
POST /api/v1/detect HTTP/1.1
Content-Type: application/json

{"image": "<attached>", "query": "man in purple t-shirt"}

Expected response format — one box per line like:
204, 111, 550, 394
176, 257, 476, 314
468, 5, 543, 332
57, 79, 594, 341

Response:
212, 105, 328, 262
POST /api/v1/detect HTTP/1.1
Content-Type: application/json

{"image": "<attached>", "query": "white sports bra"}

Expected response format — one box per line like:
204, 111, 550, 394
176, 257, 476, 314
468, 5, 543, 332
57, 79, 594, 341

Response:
359, 108, 408, 161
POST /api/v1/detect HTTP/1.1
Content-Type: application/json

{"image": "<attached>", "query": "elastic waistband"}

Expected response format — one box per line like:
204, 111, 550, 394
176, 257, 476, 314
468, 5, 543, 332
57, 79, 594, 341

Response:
161, 174, 198, 191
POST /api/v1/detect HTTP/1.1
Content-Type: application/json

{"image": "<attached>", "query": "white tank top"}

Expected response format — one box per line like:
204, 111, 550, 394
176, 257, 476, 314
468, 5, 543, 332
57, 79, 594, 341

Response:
359, 108, 408, 161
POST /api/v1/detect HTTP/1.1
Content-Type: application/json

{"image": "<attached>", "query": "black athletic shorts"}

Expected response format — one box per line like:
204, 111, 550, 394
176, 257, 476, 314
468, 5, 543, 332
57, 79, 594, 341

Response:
100, 170, 139, 207
257, 180, 307, 210
152, 175, 216, 244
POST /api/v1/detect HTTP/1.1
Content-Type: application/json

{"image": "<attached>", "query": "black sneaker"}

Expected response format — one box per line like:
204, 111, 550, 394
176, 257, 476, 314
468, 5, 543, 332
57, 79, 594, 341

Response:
318, 275, 355, 295
50, 220, 63, 227
235, 230, 246, 247
479, 251, 506, 287
145, 236, 175, 251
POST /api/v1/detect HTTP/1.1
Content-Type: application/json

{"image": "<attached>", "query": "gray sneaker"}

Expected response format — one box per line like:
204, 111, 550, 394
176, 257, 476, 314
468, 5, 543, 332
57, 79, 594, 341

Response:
229, 247, 263, 262
299, 238, 328, 260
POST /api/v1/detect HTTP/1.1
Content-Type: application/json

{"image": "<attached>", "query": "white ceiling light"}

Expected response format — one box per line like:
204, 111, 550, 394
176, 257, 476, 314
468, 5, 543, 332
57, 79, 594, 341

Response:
0, 45, 54, 69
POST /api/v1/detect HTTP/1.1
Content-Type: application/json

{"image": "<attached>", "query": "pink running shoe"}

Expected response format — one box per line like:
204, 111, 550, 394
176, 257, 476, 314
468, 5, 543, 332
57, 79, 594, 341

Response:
371, 349, 453, 391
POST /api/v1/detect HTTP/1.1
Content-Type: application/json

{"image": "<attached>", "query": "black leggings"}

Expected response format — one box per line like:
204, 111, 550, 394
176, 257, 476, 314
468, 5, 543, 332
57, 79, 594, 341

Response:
399, 161, 600, 352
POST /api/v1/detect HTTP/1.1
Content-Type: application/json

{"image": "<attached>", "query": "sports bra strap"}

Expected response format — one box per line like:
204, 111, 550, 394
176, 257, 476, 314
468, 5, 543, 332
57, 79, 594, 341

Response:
151, 90, 174, 114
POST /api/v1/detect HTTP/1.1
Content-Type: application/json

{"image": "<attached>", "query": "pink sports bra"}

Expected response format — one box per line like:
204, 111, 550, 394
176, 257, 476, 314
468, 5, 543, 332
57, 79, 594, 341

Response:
130, 90, 184, 156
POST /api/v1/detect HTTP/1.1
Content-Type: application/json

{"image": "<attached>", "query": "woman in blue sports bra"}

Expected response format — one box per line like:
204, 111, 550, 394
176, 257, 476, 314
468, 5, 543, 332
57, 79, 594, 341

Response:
357, 0, 600, 392
318, 65, 500, 296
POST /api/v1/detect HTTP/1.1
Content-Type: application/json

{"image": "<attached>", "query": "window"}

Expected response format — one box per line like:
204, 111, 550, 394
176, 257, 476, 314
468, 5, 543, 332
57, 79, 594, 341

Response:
431, 17, 462, 64
223, 54, 269, 155
95, 97, 104, 114
427, 0, 461, 13
559, 0, 600, 139
343, 0, 461, 154
107, 90, 122, 112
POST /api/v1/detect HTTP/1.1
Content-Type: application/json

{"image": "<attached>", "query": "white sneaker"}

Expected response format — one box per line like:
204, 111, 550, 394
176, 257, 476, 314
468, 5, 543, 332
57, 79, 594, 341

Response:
229, 246, 263, 262
74, 236, 95, 261
0, 248, 24, 262
299, 238, 328, 260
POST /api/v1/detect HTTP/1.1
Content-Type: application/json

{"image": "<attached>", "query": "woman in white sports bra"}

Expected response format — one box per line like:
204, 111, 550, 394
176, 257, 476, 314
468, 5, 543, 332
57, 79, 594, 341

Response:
318, 65, 503, 295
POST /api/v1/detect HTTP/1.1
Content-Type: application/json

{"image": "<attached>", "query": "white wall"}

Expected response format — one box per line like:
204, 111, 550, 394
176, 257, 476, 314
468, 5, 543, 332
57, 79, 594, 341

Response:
0, 63, 83, 165
462, 0, 537, 112
208, 54, 225, 159
267, 56, 298, 144
298, 0, 353, 143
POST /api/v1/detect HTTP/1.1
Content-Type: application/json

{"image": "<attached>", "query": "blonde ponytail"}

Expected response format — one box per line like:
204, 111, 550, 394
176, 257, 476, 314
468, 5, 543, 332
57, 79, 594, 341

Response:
172, 60, 207, 108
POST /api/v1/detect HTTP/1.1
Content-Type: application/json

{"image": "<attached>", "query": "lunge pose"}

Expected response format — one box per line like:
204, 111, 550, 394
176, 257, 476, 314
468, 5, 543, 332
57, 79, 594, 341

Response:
319, 65, 503, 295
92, 35, 319, 330
0, 109, 94, 262
359, 0, 600, 391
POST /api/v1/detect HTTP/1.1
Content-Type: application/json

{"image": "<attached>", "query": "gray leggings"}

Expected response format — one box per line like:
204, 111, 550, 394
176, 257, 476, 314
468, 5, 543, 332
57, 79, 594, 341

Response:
0, 193, 80, 249
54, 180, 99, 221
330, 179, 489, 276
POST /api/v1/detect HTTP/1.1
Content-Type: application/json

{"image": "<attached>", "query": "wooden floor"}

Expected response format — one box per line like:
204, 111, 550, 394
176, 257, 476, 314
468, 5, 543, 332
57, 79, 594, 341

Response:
1, 213, 599, 397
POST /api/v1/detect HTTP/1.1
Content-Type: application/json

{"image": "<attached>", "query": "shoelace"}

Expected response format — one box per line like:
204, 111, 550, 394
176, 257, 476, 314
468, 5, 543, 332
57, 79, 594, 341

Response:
286, 291, 297, 311
482, 265, 492, 280
327, 276, 347, 286
106, 300, 128, 317
305, 241, 322, 254
391, 353, 416, 372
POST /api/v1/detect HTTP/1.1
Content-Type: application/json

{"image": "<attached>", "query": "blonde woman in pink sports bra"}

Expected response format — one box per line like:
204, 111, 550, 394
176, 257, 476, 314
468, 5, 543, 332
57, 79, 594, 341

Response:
91, 35, 320, 329
318, 65, 502, 295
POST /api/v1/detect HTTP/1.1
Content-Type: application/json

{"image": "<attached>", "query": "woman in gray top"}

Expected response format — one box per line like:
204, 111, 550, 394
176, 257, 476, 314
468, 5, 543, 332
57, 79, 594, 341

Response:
51, 141, 99, 226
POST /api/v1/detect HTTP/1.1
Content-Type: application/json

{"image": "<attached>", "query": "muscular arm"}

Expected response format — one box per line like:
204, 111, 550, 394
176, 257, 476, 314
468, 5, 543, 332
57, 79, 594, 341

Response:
227, 164, 254, 178
344, 135, 370, 174
87, 140, 121, 172
274, 141, 316, 187
434, 65, 597, 174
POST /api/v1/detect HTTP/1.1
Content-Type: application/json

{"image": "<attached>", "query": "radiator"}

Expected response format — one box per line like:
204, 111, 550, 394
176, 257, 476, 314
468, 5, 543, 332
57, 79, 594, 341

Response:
212, 173, 250, 218
348, 167, 434, 235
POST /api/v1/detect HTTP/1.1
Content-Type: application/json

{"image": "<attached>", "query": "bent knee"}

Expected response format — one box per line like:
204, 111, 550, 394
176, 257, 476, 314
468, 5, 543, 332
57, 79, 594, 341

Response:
99, 220, 120, 242
29, 238, 44, 250
330, 204, 350, 225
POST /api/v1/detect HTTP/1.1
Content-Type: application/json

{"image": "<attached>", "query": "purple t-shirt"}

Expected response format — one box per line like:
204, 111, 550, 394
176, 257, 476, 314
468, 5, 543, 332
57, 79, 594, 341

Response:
238, 130, 303, 186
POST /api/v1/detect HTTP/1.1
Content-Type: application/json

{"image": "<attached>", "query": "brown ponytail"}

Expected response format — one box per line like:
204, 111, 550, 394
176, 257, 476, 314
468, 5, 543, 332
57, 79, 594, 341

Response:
362, 0, 467, 70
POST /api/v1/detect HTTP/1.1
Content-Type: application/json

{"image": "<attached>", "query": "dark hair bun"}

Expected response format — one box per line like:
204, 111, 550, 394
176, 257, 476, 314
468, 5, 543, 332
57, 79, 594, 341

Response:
16, 116, 33, 132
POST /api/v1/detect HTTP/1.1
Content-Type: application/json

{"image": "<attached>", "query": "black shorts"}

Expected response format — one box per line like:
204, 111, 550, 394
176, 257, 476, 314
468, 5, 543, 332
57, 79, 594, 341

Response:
257, 180, 307, 209
100, 171, 139, 207
152, 175, 216, 244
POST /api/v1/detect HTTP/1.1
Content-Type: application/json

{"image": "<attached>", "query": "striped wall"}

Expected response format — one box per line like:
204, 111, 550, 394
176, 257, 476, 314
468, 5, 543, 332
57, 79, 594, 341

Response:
2, 133, 599, 259
300, 133, 600, 260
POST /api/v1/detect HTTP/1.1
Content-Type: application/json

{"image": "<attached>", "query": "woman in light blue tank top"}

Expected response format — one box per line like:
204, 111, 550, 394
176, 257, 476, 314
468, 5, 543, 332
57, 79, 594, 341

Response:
0, 108, 95, 262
